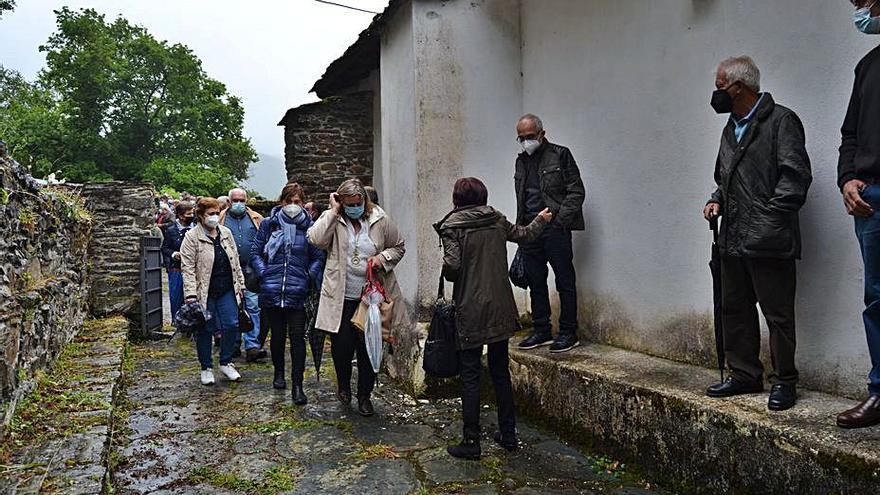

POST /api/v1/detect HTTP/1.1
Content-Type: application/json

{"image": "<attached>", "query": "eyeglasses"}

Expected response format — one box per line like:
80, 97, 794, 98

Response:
516, 134, 539, 143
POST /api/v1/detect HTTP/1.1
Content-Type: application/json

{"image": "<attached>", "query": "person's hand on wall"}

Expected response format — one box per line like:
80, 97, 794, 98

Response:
703, 202, 721, 221
843, 179, 874, 217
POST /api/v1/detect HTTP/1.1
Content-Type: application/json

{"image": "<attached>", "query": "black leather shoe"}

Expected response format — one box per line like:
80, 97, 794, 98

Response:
272, 370, 286, 390
337, 389, 352, 407
706, 377, 763, 398
358, 397, 375, 417
246, 348, 267, 363
549, 334, 580, 353
493, 431, 518, 452
447, 439, 481, 460
292, 385, 308, 405
837, 395, 880, 429
518, 332, 553, 350
768, 384, 797, 411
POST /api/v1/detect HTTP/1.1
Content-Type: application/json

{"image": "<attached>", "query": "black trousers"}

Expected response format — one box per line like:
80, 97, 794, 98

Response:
521, 228, 579, 337
266, 307, 307, 385
331, 299, 376, 398
720, 255, 798, 386
459, 340, 516, 441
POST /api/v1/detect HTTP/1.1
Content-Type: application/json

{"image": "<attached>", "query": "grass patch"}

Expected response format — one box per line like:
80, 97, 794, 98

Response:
187, 464, 297, 494
353, 443, 399, 461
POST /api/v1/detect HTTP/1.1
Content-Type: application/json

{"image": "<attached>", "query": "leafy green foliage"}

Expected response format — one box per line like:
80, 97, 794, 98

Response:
0, 1, 14, 19
0, 7, 255, 195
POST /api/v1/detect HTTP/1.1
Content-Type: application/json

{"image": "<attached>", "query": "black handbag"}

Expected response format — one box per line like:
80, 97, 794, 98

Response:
238, 304, 254, 333
509, 247, 529, 289
423, 270, 460, 378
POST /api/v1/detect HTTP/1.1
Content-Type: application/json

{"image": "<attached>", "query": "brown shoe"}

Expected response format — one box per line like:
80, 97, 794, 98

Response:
837, 395, 880, 429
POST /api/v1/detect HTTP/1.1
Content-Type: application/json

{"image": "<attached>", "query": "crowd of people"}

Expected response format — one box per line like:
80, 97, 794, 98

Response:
143, 3, 880, 461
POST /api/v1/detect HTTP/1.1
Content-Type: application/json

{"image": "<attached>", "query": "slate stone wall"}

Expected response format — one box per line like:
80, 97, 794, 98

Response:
0, 146, 93, 421
280, 91, 373, 198
81, 182, 156, 327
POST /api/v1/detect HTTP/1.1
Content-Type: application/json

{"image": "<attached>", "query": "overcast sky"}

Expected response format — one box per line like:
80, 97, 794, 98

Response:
0, 0, 388, 195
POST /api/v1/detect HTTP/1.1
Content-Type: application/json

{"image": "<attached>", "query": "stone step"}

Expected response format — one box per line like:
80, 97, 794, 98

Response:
507, 339, 880, 494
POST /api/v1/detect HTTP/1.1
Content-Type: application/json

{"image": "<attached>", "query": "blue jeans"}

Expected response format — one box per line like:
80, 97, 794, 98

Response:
521, 228, 579, 337
195, 290, 239, 369
241, 290, 261, 350
855, 185, 880, 396
168, 271, 184, 323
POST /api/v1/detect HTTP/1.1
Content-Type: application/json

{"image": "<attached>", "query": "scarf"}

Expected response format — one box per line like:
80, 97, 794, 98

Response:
265, 209, 305, 262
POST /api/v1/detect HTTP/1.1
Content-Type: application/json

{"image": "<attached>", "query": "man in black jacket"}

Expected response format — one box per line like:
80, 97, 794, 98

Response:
702, 56, 812, 411
836, 0, 880, 430
514, 114, 586, 353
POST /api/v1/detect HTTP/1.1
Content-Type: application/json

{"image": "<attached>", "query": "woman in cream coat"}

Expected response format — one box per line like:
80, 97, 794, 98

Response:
307, 179, 409, 416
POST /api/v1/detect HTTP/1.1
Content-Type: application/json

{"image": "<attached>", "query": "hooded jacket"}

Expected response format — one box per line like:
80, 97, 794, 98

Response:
251, 206, 326, 309
434, 205, 547, 350
707, 93, 812, 259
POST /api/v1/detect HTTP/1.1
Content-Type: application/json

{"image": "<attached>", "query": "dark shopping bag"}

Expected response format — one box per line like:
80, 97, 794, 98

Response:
423, 274, 459, 378
509, 248, 529, 289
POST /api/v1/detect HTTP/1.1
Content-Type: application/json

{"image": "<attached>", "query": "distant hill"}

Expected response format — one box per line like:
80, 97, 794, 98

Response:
242, 153, 287, 199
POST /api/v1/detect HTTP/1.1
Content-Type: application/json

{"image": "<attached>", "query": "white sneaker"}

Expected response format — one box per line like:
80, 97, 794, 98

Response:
200, 369, 215, 385
219, 363, 241, 381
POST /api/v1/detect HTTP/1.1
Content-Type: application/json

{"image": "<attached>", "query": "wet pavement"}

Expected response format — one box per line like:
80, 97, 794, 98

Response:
109, 336, 667, 495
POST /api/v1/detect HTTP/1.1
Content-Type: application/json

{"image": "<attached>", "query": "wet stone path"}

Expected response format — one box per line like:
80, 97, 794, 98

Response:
111, 336, 666, 495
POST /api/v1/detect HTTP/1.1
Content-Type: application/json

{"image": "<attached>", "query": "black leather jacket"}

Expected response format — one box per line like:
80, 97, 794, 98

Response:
514, 141, 586, 230
708, 93, 812, 259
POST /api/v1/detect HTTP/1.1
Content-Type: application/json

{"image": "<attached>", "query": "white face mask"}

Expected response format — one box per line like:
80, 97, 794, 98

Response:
204, 214, 220, 228
521, 139, 541, 156
282, 204, 303, 219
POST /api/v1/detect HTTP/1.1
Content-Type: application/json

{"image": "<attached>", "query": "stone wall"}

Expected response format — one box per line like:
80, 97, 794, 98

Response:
0, 145, 93, 422
81, 182, 156, 332
279, 91, 373, 197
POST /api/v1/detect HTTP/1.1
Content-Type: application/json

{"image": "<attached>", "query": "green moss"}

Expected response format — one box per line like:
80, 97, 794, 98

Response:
352, 443, 399, 461
187, 464, 298, 494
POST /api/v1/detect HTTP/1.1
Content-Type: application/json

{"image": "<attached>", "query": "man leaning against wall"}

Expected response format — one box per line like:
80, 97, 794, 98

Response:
836, 0, 880, 430
702, 56, 812, 412
513, 114, 586, 354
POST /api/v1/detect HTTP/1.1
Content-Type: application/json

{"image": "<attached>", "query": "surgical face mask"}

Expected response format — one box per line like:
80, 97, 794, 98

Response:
521, 139, 541, 156
229, 202, 247, 216
855, 3, 880, 34
344, 204, 365, 219
282, 203, 303, 219
710, 87, 734, 114
204, 214, 220, 228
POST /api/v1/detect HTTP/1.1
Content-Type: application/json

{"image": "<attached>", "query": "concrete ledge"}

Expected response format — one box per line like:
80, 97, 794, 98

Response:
508, 339, 880, 494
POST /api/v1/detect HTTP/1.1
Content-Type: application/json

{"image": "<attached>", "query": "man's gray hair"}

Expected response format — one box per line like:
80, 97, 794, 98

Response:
718, 56, 761, 92
229, 187, 247, 199
519, 113, 544, 133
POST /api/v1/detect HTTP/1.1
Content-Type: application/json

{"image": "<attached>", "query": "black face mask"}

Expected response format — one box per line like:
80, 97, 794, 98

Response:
710, 89, 734, 114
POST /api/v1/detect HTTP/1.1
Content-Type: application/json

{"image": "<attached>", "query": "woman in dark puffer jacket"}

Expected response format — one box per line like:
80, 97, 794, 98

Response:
251, 184, 326, 405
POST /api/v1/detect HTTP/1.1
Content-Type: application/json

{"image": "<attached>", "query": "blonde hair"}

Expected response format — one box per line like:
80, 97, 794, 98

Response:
336, 179, 374, 218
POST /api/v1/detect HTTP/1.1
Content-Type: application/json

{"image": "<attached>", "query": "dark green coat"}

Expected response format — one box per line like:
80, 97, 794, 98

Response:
434, 206, 547, 350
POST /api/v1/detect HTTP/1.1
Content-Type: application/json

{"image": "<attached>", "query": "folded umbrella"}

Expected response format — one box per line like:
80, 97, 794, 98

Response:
304, 289, 325, 381
708, 215, 725, 382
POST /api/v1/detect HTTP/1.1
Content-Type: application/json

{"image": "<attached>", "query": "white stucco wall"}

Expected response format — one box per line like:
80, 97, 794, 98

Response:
380, 1, 418, 307
516, 0, 875, 398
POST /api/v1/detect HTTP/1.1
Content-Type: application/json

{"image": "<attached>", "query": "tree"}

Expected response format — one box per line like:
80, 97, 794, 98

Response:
0, 7, 255, 187
0, 1, 14, 19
